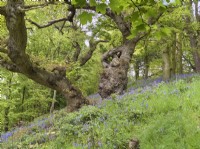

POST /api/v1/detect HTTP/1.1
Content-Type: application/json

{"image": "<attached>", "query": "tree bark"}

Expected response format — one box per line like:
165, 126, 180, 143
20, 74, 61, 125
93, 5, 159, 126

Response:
162, 47, 171, 81
134, 59, 140, 80
176, 33, 183, 74
171, 40, 176, 76
21, 86, 26, 115
143, 54, 149, 79
4, 107, 10, 132
190, 34, 200, 72
99, 40, 136, 98
1, 0, 88, 112
50, 90, 56, 114
79, 40, 107, 66
62, 1, 163, 98
186, 1, 200, 72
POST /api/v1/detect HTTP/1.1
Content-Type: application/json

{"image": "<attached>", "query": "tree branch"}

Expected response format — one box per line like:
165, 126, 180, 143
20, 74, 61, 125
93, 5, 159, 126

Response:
0, 6, 6, 16
27, 18, 70, 29
18, 2, 50, 12
148, 12, 164, 25
182, 54, 196, 71
0, 55, 20, 72
72, 39, 108, 66
54, 20, 67, 35
64, 1, 131, 39
27, 3, 76, 29
79, 40, 108, 66
72, 42, 81, 62
25, 2, 49, 9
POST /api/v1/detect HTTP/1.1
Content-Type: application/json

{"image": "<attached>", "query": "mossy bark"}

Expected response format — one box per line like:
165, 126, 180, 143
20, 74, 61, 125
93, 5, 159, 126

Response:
3, 0, 87, 112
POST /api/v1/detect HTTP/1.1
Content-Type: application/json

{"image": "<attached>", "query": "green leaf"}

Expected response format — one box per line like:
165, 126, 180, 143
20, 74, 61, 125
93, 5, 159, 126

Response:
127, 33, 136, 40
131, 11, 140, 22
78, 12, 94, 25
154, 31, 162, 40
96, 3, 107, 14
158, 3, 166, 12
109, 0, 123, 13
89, 0, 96, 6
71, 0, 86, 7
154, 27, 172, 40
146, 9, 157, 18
160, 27, 171, 36
136, 24, 146, 31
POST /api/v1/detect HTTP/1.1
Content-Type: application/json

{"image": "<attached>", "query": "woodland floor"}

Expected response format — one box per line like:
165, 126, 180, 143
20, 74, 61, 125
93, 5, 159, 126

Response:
1, 73, 200, 149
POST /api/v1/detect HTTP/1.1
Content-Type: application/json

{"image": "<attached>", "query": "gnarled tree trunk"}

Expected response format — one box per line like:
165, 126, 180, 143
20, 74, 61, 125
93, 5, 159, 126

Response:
0, 0, 87, 112
99, 40, 136, 98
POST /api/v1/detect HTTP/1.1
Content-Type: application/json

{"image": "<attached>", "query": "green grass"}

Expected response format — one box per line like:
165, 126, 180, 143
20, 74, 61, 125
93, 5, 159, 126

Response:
1, 76, 200, 149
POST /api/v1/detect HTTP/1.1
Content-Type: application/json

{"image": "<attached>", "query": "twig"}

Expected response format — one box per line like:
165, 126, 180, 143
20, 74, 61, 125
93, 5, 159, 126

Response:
26, 18, 70, 29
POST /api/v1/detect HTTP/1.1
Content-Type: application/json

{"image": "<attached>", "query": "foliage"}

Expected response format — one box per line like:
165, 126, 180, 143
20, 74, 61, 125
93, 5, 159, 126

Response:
0, 69, 52, 133
66, 52, 102, 95
1, 75, 200, 148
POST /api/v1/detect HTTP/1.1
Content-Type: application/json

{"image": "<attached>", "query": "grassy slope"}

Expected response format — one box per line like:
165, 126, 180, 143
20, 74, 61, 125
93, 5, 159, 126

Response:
1, 76, 200, 149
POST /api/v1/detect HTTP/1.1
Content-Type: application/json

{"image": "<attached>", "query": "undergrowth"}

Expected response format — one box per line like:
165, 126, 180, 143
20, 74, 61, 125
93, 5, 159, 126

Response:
1, 76, 200, 149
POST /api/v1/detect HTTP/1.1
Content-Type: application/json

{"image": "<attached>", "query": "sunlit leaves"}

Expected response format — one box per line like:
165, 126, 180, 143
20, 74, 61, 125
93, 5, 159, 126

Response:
78, 11, 94, 25
71, 0, 86, 7
89, 0, 96, 6
130, 11, 140, 22
109, 0, 129, 13
154, 27, 172, 40
96, 3, 107, 14
127, 22, 149, 39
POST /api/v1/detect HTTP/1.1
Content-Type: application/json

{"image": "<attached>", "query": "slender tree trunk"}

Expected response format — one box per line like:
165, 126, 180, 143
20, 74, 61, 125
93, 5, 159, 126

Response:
176, 33, 183, 74
143, 54, 149, 79
171, 43, 176, 76
99, 40, 136, 98
50, 90, 56, 114
21, 86, 26, 113
162, 47, 171, 81
4, 107, 10, 132
134, 60, 140, 80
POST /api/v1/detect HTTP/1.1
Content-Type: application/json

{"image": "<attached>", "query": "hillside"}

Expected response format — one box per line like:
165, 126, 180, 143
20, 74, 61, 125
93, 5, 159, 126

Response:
1, 75, 200, 149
